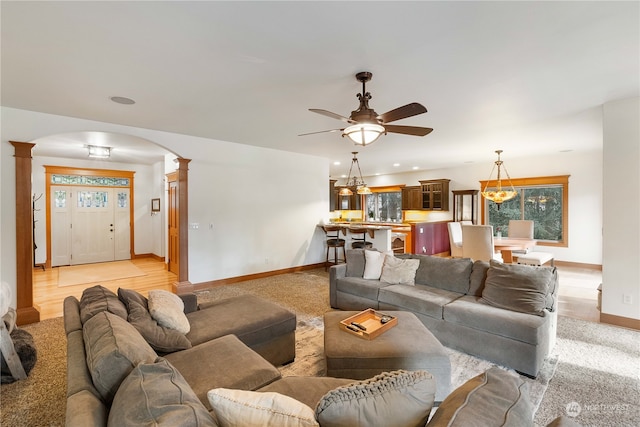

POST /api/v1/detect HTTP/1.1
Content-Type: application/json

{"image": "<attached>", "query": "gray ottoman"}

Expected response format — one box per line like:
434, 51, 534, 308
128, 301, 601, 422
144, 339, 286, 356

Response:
324, 310, 451, 401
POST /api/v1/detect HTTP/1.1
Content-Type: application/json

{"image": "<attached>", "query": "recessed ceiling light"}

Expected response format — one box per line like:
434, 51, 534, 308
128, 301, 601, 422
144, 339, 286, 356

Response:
333, 161, 341, 165
393, 163, 400, 167
375, 173, 381, 176
412, 166, 419, 170
110, 96, 135, 105
341, 174, 347, 178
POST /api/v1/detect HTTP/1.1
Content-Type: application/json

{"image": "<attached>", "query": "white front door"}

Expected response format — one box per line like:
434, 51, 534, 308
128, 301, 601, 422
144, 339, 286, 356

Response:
114, 189, 131, 261
50, 186, 71, 267
50, 186, 131, 266
71, 188, 114, 265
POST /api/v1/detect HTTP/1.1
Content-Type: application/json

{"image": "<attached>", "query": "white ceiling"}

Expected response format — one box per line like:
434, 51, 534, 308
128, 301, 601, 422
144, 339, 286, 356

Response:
2, 1, 638, 175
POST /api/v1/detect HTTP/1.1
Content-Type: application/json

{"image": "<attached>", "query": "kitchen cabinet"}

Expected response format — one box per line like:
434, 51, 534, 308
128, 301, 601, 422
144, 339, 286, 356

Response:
410, 221, 450, 256
401, 186, 422, 210
419, 179, 450, 211
452, 189, 478, 224
333, 187, 361, 210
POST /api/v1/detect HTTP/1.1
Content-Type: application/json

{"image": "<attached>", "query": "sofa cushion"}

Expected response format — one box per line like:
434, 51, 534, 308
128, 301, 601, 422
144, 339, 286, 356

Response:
335, 277, 390, 302
426, 367, 533, 427
380, 255, 420, 285
208, 389, 318, 427
482, 261, 554, 316
412, 255, 473, 294
315, 370, 435, 427
443, 295, 550, 345
108, 358, 217, 427
345, 249, 366, 277
79, 285, 128, 324
468, 260, 490, 296
165, 334, 282, 408
186, 294, 295, 348
126, 299, 192, 353
257, 377, 355, 409
148, 290, 191, 334
378, 284, 462, 320
83, 311, 157, 404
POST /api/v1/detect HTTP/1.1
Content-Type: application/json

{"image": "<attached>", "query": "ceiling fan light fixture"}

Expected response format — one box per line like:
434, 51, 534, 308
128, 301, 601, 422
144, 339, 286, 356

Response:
343, 123, 386, 146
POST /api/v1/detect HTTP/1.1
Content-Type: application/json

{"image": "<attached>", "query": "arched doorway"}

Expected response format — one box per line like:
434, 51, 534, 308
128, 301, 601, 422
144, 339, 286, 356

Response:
11, 132, 191, 325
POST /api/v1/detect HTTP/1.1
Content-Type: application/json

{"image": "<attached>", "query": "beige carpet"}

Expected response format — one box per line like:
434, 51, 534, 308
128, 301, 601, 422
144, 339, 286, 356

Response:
57, 260, 146, 287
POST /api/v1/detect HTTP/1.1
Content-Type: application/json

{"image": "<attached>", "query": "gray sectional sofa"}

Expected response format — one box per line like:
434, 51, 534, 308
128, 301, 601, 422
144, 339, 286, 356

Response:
330, 250, 559, 378
64, 283, 576, 426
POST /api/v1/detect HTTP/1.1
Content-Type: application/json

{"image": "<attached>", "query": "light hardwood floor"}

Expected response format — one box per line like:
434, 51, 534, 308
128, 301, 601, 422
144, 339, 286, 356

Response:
33, 259, 602, 322
34, 257, 176, 320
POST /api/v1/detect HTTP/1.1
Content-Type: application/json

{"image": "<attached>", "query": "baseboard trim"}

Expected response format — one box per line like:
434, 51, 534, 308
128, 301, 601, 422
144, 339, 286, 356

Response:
553, 260, 602, 271
191, 263, 326, 291
16, 306, 40, 326
600, 312, 640, 331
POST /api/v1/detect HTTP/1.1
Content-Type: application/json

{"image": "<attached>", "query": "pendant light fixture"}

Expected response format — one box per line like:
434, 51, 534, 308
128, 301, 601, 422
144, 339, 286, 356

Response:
338, 152, 372, 196
481, 150, 517, 209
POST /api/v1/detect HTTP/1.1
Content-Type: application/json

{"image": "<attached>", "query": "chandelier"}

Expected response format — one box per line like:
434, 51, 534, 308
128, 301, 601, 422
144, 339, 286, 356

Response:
481, 150, 517, 209
338, 152, 372, 196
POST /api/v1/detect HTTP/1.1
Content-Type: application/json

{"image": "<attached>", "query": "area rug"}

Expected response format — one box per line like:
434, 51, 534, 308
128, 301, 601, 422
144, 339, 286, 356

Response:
57, 260, 146, 287
279, 316, 558, 415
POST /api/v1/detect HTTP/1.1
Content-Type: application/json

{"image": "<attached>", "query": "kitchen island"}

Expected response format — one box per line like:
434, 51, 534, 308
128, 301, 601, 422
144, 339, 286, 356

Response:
320, 223, 393, 252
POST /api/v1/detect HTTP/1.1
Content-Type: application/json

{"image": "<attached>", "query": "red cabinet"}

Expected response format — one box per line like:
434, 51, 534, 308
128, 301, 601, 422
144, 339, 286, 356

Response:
410, 221, 450, 256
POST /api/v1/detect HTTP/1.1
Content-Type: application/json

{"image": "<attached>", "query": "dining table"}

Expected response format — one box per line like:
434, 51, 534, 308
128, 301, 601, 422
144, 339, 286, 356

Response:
493, 237, 536, 263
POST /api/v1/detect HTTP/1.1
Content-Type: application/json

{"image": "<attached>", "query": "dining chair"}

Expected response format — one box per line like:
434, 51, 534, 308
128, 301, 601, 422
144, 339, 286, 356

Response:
462, 225, 503, 262
447, 222, 463, 258
508, 220, 534, 255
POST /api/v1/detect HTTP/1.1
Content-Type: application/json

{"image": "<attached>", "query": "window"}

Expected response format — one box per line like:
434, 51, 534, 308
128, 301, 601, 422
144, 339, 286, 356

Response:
480, 176, 569, 246
365, 189, 402, 222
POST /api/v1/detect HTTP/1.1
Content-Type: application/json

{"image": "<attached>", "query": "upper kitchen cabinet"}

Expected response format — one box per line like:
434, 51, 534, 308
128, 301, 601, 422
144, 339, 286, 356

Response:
401, 186, 422, 210
419, 179, 450, 211
333, 186, 362, 210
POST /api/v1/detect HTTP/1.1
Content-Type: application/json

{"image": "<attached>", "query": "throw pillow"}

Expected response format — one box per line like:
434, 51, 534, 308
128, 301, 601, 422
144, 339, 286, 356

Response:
108, 358, 217, 427
345, 249, 366, 277
83, 311, 157, 403
427, 367, 533, 426
207, 388, 319, 427
380, 255, 420, 285
79, 285, 128, 324
127, 300, 192, 353
118, 287, 149, 311
481, 260, 553, 316
315, 370, 435, 427
148, 290, 190, 334
363, 250, 392, 280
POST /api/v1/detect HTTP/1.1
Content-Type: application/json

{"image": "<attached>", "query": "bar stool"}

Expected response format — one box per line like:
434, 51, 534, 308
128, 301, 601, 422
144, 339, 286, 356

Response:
322, 225, 346, 271
348, 227, 373, 249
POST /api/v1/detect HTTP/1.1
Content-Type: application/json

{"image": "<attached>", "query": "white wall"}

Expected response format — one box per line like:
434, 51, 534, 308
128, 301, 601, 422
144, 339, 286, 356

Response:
602, 97, 640, 320
1, 107, 329, 308
364, 149, 603, 265
31, 155, 160, 264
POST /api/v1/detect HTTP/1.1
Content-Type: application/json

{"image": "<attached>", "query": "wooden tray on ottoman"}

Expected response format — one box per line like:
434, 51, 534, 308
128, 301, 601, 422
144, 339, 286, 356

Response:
339, 308, 397, 340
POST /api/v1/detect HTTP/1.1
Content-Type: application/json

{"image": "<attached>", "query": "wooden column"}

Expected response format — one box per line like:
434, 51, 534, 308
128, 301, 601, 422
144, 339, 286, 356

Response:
10, 141, 40, 325
172, 158, 193, 294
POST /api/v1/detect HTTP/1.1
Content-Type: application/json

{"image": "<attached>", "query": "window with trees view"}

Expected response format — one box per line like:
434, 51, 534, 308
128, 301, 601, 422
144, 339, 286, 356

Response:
481, 176, 569, 246
365, 190, 403, 222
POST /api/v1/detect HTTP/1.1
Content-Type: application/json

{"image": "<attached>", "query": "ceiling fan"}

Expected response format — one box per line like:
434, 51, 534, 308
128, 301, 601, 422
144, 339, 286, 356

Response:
300, 71, 433, 146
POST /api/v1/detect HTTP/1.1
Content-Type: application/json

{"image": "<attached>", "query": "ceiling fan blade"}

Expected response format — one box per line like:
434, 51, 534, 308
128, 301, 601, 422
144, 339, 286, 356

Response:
384, 125, 433, 137
378, 103, 427, 124
298, 128, 344, 137
309, 109, 355, 124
